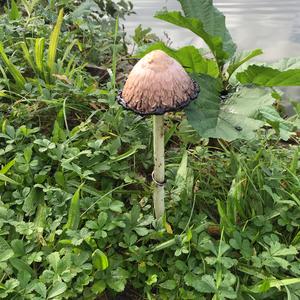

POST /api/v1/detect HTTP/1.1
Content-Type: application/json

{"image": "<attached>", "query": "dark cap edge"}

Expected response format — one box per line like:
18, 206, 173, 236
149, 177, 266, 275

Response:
116, 79, 200, 116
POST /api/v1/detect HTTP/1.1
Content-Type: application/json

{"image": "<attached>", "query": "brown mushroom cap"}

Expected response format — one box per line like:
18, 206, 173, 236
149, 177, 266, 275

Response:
117, 50, 200, 115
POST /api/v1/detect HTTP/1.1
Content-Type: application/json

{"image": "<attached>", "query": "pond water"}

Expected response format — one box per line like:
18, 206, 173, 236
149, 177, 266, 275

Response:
124, 0, 300, 107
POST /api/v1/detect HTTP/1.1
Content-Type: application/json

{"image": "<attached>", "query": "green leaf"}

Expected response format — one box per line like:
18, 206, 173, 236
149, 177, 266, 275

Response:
92, 249, 109, 271
48, 9, 64, 74
34, 204, 47, 230
146, 274, 158, 286
185, 74, 275, 141
251, 278, 300, 293
9, 0, 21, 20
47, 281, 67, 299
0, 249, 14, 262
0, 43, 26, 89
0, 237, 11, 252
110, 144, 145, 162
179, 0, 236, 61
0, 173, 19, 185
11, 240, 25, 257
22, 187, 43, 216
227, 49, 263, 77
107, 268, 129, 293
20, 42, 36, 72
91, 280, 106, 294
47, 252, 60, 272
155, 11, 227, 63
159, 279, 176, 290
184, 273, 216, 293
237, 65, 300, 86
175, 150, 188, 187
64, 185, 83, 230
0, 159, 15, 175
173, 150, 189, 201
34, 282, 47, 298
259, 106, 295, 140
9, 258, 34, 277
35, 38, 45, 75
0, 90, 7, 97
107, 280, 126, 293
137, 42, 219, 77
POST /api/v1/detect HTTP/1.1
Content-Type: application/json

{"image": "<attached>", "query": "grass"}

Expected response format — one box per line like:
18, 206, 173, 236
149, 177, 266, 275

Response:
0, 1, 299, 300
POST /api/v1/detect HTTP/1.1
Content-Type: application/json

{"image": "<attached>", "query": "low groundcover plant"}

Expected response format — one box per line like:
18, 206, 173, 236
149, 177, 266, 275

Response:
0, 0, 299, 300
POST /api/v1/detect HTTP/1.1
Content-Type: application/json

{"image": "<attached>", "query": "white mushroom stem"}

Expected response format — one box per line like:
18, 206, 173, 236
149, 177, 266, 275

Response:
153, 115, 165, 219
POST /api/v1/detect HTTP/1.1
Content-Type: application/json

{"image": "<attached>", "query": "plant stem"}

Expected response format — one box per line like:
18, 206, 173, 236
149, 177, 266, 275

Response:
153, 115, 165, 219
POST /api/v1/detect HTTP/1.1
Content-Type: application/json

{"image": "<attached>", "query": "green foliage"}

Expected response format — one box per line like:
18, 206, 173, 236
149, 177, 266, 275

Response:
178, 0, 236, 62
185, 74, 277, 141
0, 42, 26, 89
237, 65, 300, 86
0, 107, 298, 299
137, 42, 219, 77
0, 0, 300, 300
47, 8, 64, 74
139, 0, 300, 141
155, 11, 232, 65
132, 25, 159, 47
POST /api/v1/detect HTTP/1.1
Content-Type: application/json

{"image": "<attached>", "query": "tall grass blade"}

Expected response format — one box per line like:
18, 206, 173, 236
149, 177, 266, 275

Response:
20, 42, 36, 72
0, 42, 26, 88
61, 39, 82, 64
64, 184, 83, 230
0, 43, 26, 89
0, 173, 19, 185
217, 200, 234, 233
47, 9, 64, 74
0, 159, 15, 175
35, 38, 45, 75
289, 148, 299, 175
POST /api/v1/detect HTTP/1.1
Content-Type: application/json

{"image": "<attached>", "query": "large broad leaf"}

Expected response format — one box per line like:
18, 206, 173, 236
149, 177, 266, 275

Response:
184, 75, 276, 141
227, 49, 263, 77
136, 42, 219, 77
236, 57, 300, 86
155, 10, 235, 63
178, 0, 236, 60
236, 65, 300, 87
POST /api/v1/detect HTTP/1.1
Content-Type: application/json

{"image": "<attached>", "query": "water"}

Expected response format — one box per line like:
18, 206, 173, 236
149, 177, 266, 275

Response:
125, 0, 300, 62
124, 0, 300, 106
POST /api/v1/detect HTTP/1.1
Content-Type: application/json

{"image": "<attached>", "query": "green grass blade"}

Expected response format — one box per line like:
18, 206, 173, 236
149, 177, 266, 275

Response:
0, 42, 26, 89
61, 39, 82, 64
20, 42, 36, 72
289, 148, 299, 175
64, 184, 83, 230
0, 159, 15, 175
35, 38, 45, 75
0, 173, 19, 185
47, 9, 64, 74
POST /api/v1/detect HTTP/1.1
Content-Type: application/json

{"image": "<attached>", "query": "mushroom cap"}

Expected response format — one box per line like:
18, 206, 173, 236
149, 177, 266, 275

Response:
117, 50, 200, 115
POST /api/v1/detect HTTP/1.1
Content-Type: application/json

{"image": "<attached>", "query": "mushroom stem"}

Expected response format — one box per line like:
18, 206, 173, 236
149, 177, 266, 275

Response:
153, 115, 165, 219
